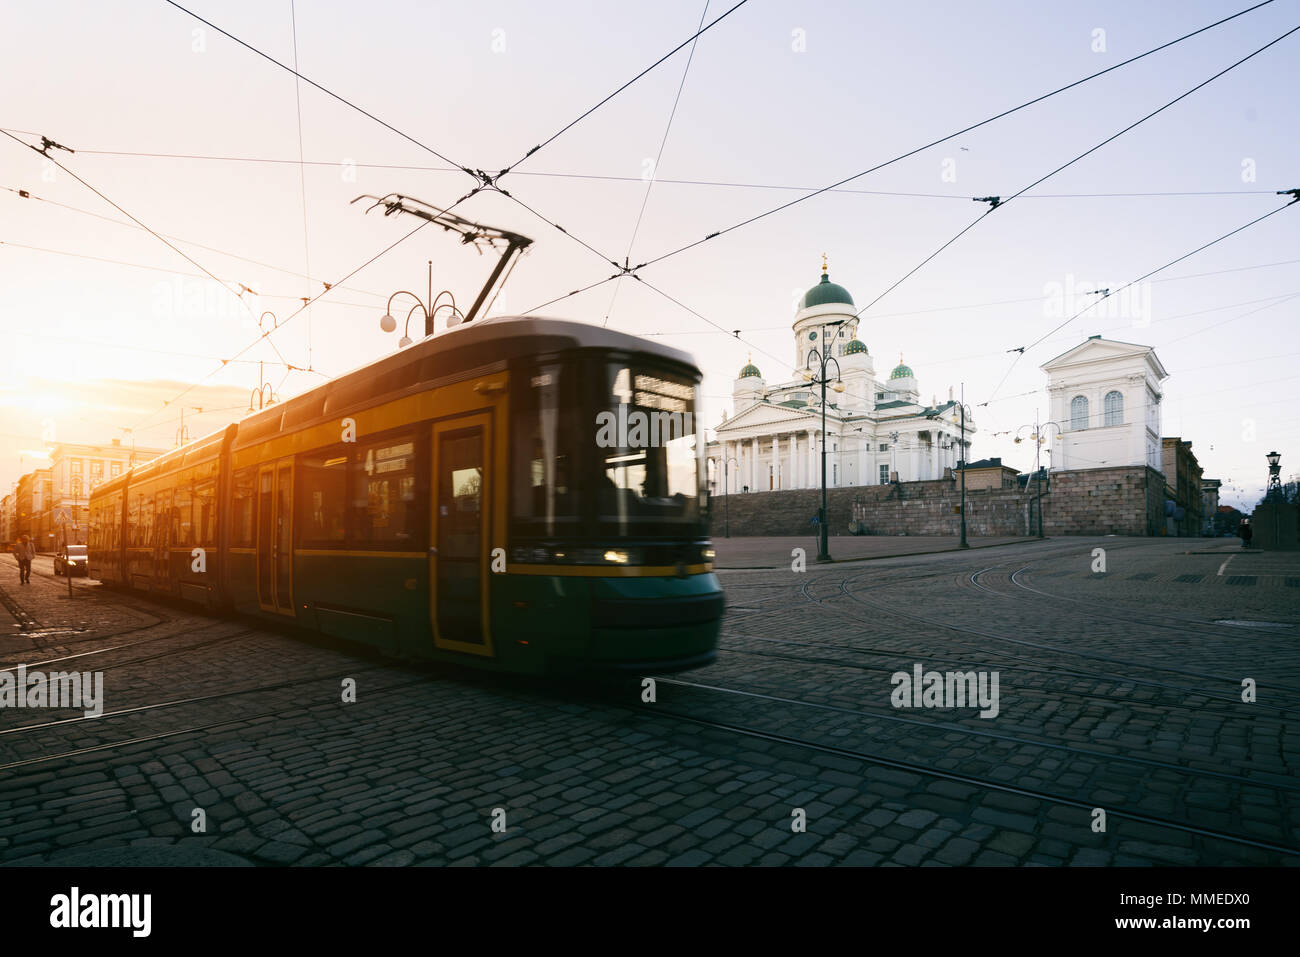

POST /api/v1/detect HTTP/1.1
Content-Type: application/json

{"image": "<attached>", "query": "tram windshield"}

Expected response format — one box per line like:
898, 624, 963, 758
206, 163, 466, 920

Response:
596, 362, 703, 534
511, 354, 705, 540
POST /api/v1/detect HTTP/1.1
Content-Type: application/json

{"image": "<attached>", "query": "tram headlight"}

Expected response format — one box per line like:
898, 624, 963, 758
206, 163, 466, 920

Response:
603, 550, 629, 564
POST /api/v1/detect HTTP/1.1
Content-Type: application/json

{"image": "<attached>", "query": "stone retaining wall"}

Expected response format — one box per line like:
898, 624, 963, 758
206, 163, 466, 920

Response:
711, 465, 1165, 537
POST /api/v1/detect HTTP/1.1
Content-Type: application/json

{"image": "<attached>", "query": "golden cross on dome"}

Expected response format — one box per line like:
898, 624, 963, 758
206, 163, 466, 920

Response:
821, 252, 828, 274
899, 351, 904, 364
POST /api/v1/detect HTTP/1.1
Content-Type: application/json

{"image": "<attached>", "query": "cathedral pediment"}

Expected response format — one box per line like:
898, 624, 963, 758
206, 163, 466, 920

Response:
717, 401, 820, 433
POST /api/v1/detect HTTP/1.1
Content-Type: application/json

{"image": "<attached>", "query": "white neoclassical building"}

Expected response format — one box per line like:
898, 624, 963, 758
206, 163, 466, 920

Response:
707, 263, 975, 494
1041, 335, 1168, 472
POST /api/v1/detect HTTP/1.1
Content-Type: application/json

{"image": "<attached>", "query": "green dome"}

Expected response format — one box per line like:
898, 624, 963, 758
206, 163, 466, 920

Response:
800, 271, 855, 310
890, 362, 914, 380
844, 337, 868, 355
739, 358, 762, 379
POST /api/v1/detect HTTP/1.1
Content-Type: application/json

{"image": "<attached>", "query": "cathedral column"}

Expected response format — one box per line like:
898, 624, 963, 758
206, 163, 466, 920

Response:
857, 438, 867, 487
793, 433, 802, 488
751, 437, 759, 492
772, 434, 780, 490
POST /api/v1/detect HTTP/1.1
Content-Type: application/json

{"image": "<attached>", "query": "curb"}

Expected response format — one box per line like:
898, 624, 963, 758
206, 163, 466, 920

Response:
715, 536, 1048, 571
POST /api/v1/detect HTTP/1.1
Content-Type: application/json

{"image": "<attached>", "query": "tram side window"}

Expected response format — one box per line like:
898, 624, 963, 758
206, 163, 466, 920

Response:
139, 492, 154, 548
126, 494, 139, 547
232, 469, 256, 546
194, 481, 216, 546
297, 449, 348, 545
352, 436, 419, 547
174, 483, 193, 547
156, 490, 172, 549
112, 499, 122, 550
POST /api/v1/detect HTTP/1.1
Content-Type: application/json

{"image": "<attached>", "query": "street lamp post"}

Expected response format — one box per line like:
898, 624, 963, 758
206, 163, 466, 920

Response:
175, 406, 202, 447
932, 386, 975, 548
801, 320, 847, 562
249, 360, 276, 412
379, 260, 465, 346
1014, 411, 1063, 539
1266, 451, 1282, 501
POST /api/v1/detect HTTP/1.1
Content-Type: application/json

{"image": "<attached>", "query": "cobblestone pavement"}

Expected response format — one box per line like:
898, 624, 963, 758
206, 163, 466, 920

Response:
1, 541, 1296, 867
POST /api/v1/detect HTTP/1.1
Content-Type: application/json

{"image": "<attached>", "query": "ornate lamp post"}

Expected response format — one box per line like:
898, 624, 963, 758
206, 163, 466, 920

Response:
1266, 451, 1282, 501
801, 319, 847, 562
1014, 411, 1064, 538
379, 260, 465, 346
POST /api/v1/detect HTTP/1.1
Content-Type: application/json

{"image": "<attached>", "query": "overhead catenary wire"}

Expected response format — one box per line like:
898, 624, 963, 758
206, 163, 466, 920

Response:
848, 20, 1300, 322
288, 0, 315, 372
160, 0, 476, 181
633, 0, 1280, 272
128, 215, 437, 434
0, 185, 389, 299
982, 199, 1299, 406
0, 129, 279, 332
605, 0, 712, 327
497, 0, 750, 180
42, 143, 1287, 202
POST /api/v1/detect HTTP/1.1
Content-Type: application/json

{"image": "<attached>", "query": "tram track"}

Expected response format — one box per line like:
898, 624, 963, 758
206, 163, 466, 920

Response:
626, 696, 1300, 861
716, 635, 1298, 730
809, 573, 1300, 705
4, 621, 256, 673
650, 672, 1299, 792
966, 559, 1300, 640
0, 663, 416, 770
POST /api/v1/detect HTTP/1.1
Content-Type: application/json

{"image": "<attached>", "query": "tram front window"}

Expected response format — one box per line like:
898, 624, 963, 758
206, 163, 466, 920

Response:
597, 363, 702, 535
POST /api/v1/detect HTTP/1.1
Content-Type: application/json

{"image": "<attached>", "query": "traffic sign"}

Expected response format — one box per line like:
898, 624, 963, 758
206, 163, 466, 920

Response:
53, 508, 71, 524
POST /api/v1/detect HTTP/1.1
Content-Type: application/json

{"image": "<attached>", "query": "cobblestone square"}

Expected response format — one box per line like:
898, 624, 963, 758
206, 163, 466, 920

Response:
2, 538, 1297, 867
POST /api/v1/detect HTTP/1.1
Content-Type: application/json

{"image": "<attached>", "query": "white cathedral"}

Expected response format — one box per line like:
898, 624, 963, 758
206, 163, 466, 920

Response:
707, 261, 974, 493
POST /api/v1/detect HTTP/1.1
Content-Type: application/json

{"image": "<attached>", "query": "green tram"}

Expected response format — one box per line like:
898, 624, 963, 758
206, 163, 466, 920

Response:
88, 317, 722, 674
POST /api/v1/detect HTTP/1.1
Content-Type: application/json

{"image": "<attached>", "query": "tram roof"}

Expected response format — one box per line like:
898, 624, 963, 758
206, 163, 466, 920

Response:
230, 315, 701, 452
93, 316, 702, 493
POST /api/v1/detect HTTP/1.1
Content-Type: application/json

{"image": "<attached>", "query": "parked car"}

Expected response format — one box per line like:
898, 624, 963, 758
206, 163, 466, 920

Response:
54, 543, 88, 577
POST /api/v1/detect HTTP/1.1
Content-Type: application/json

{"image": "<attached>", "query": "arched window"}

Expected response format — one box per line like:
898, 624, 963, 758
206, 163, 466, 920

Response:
1103, 390, 1123, 427
1070, 395, 1089, 430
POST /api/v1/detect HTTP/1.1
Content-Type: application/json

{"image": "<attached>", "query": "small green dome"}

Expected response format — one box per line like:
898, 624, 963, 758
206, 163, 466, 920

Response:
844, 337, 868, 355
890, 361, 914, 380
800, 271, 855, 310
739, 355, 762, 379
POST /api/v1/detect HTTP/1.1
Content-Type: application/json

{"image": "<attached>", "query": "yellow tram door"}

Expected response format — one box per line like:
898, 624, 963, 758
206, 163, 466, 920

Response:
430, 412, 494, 657
255, 459, 295, 616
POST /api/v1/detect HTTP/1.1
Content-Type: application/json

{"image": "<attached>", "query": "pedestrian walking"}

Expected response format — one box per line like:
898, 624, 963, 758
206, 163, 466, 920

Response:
1238, 518, 1253, 549
14, 534, 35, 584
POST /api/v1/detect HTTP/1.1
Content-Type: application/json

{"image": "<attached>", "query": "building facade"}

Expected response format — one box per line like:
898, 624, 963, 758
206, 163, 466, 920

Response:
46, 439, 165, 543
1200, 478, 1221, 535
707, 263, 974, 494
15, 469, 53, 549
1042, 336, 1168, 473
1162, 437, 1204, 537
956, 457, 1021, 491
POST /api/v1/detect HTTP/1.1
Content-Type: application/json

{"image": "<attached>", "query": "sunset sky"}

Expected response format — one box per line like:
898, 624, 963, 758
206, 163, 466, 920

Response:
2, 0, 1297, 508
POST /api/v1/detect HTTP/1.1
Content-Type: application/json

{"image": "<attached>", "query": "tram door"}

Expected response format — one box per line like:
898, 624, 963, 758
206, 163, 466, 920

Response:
431, 413, 493, 656
256, 460, 295, 615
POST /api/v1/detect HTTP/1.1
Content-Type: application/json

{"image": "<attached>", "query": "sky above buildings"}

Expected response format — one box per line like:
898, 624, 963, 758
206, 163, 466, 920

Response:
2, 0, 1297, 508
